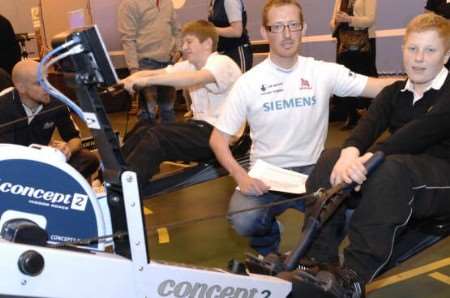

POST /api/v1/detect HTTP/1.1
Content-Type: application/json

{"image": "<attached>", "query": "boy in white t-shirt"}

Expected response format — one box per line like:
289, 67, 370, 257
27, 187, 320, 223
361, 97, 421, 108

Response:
209, 0, 396, 256
121, 20, 242, 183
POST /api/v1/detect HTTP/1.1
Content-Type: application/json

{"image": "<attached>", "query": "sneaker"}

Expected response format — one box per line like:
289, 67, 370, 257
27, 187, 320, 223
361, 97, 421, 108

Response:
290, 266, 365, 298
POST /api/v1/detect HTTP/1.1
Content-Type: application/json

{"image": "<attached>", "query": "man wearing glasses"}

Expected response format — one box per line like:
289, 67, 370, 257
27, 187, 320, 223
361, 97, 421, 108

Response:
210, 0, 395, 256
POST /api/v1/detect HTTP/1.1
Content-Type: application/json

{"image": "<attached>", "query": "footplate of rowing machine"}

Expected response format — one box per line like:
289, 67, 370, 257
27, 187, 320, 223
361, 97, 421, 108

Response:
244, 252, 287, 276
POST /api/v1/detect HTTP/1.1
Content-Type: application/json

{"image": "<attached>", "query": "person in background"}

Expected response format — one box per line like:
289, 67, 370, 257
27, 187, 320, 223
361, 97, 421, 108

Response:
0, 60, 99, 181
208, 0, 253, 72
425, 0, 450, 69
209, 0, 395, 257
425, 0, 450, 18
118, 0, 179, 124
330, 0, 378, 130
121, 20, 242, 184
0, 14, 21, 76
290, 12, 450, 298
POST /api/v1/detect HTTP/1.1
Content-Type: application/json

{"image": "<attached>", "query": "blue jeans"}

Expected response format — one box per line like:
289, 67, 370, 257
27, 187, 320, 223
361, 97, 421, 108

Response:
228, 164, 315, 256
138, 58, 176, 123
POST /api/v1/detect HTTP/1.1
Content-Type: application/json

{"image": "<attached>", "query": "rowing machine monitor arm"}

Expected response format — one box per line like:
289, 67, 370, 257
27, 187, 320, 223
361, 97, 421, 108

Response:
50, 26, 139, 259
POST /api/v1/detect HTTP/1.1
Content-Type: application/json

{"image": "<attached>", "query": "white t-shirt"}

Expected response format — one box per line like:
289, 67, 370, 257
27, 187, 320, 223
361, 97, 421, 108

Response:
215, 56, 368, 168
166, 52, 242, 126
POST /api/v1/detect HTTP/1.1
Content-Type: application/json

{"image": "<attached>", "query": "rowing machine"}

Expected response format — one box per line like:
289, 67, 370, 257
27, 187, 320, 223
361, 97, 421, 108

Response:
0, 25, 293, 298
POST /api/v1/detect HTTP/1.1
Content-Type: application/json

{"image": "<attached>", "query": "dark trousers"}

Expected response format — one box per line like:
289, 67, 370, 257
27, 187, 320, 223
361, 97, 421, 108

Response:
121, 120, 215, 184
68, 149, 100, 180
222, 43, 253, 72
138, 58, 176, 123
305, 148, 450, 283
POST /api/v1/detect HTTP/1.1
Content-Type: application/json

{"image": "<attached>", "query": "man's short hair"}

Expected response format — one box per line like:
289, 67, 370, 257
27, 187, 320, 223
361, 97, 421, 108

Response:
262, 0, 304, 28
405, 13, 450, 51
182, 20, 218, 52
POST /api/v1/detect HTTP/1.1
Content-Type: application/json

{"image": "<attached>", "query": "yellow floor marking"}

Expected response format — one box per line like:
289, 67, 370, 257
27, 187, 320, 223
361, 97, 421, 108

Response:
157, 228, 170, 244
143, 207, 153, 215
429, 272, 450, 286
367, 257, 450, 292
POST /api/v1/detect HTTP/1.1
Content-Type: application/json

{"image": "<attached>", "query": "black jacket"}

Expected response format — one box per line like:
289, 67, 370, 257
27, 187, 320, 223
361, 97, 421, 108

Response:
0, 89, 80, 146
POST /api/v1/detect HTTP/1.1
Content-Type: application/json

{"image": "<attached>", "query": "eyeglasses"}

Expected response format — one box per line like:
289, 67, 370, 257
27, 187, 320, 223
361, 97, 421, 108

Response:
265, 22, 303, 33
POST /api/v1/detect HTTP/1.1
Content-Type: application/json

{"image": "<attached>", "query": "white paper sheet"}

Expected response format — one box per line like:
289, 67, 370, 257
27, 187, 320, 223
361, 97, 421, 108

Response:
245, 159, 308, 194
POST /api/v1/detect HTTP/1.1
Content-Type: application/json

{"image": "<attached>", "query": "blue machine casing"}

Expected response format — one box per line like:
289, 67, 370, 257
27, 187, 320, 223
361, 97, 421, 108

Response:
0, 144, 110, 250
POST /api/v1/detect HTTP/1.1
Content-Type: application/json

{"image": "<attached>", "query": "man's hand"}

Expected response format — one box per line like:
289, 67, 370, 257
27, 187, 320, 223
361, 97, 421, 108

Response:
50, 140, 71, 160
235, 171, 270, 196
330, 147, 373, 187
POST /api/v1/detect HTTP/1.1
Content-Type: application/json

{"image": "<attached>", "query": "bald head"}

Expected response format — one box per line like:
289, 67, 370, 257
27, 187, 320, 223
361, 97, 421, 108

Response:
12, 59, 40, 86
11, 60, 49, 106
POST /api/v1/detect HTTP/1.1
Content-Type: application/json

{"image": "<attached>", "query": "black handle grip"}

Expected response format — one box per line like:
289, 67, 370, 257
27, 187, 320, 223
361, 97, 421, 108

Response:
364, 151, 385, 174
99, 83, 126, 97
343, 151, 385, 191
283, 151, 385, 272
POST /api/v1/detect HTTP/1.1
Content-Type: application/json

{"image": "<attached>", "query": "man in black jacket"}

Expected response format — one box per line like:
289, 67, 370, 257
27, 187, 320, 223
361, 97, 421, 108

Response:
289, 13, 450, 298
0, 60, 99, 180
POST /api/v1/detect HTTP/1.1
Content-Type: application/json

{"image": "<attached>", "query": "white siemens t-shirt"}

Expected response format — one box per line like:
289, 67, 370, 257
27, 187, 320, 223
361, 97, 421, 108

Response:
215, 56, 368, 168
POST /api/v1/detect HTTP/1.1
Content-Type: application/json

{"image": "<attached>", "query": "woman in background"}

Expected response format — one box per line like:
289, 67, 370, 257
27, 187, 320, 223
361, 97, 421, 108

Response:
425, 0, 450, 69
330, 0, 378, 130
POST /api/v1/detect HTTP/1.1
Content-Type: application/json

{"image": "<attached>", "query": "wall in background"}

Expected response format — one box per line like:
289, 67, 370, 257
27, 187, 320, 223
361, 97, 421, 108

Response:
0, 0, 38, 34
41, 0, 92, 48
175, 0, 424, 74
0, 0, 91, 56
1, 0, 427, 73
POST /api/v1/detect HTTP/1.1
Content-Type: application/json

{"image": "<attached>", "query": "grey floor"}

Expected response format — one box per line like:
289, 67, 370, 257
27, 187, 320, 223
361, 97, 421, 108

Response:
90, 111, 450, 298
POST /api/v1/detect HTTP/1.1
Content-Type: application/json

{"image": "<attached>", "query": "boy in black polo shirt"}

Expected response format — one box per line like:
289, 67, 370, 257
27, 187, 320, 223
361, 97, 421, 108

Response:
290, 12, 450, 298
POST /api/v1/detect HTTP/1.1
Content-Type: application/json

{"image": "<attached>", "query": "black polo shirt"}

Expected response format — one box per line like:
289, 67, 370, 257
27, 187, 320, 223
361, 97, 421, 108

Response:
343, 72, 450, 162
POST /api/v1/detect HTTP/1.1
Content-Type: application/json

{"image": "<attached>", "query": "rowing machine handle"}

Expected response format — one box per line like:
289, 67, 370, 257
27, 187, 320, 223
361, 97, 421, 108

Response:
283, 151, 385, 271
342, 151, 385, 191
